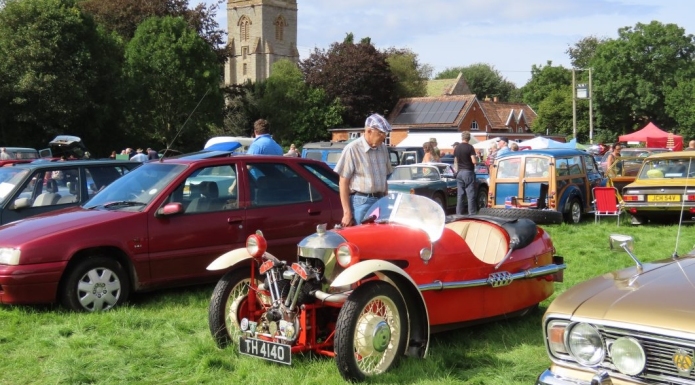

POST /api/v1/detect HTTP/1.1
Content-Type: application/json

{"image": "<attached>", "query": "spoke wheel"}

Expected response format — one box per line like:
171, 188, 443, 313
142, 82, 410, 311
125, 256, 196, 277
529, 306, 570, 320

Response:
208, 268, 269, 348
335, 281, 407, 381
61, 256, 129, 312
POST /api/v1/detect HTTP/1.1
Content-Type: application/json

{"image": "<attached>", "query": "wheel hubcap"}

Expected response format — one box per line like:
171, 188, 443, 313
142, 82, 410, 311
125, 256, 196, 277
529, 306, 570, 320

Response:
371, 321, 391, 353
77, 267, 121, 311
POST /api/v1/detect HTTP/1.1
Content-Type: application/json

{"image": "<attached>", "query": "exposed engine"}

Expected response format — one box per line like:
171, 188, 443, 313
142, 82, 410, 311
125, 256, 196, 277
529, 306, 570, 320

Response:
249, 259, 323, 344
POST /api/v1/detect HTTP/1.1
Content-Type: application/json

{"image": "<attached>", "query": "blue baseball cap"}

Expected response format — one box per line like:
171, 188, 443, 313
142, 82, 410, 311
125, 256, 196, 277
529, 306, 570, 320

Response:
365, 113, 392, 133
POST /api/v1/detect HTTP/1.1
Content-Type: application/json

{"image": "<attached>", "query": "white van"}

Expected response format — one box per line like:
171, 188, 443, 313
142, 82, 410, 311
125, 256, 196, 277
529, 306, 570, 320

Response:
204, 136, 254, 153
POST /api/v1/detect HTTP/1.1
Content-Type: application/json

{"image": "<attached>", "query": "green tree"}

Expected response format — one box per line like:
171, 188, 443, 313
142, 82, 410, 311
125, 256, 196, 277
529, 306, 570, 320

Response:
122, 16, 223, 152
566, 36, 606, 69
521, 61, 572, 110
79, 0, 228, 62
665, 72, 695, 140
300, 36, 398, 127
0, 0, 123, 153
259, 60, 343, 145
384, 48, 431, 99
591, 21, 695, 134
434, 63, 516, 101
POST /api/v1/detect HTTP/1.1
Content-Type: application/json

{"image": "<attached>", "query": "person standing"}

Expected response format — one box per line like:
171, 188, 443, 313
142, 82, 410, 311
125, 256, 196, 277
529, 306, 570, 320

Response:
130, 148, 148, 162
147, 148, 159, 160
334, 113, 393, 227
495, 137, 511, 158
284, 143, 299, 157
605, 143, 622, 176
454, 131, 478, 215
429, 138, 441, 162
422, 142, 435, 163
0, 148, 10, 160
685, 140, 695, 151
247, 119, 283, 155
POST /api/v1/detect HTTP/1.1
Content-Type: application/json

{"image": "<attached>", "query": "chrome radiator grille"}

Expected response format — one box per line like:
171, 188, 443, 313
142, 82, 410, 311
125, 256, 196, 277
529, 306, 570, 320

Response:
597, 325, 695, 384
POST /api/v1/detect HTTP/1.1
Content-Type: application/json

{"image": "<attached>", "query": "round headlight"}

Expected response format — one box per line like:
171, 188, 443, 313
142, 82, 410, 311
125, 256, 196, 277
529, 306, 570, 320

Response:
567, 323, 604, 366
246, 232, 267, 258
611, 337, 645, 376
336, 243, 359, 268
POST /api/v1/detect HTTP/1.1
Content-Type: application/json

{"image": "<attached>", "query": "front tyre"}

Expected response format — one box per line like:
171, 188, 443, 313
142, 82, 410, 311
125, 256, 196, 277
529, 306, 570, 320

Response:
335, 281, 408, 382
208, 268, 267, 348
60, 256, 130, 312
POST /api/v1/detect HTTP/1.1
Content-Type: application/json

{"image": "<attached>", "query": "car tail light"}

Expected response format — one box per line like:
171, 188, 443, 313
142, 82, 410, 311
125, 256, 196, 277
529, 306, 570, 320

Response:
622, 194, 643, 202
246, 231, 267, 258
684, 194, 695, 202
336, 242, 359, 268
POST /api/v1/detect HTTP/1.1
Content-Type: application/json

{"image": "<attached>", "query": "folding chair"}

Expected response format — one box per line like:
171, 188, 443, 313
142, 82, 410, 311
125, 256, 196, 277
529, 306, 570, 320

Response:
592, 186, 623, 225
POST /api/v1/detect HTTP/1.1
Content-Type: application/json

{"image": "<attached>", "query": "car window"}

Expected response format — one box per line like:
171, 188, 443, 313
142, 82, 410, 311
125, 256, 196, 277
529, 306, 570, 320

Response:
85, 163, 185, 208
0, 168, 29, 204
583, 155, 599, 174
497, 158, 520, 178
326, 151, 342, 164
639, 158, 695, 179
19, 168, 80, 207
568, 156, 584, 175
249, 162, 321, 207
524, 157, 549, 178
555, 158, 570, 176
302, 163, 338, 192
172, 165, 238, 213
303, 150, 323, 161
85, 165, 134, 198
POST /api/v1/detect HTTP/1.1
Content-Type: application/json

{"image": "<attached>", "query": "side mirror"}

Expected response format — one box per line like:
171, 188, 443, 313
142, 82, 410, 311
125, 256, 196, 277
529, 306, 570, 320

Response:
12, 197, 31, 210
609, 234, 642, 272
156, 202, 184, 216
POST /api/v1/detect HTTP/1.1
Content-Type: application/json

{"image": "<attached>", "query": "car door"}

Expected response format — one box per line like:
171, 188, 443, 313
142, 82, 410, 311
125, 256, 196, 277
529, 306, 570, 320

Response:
242, 160, 336, 259
146, 162, 247, 286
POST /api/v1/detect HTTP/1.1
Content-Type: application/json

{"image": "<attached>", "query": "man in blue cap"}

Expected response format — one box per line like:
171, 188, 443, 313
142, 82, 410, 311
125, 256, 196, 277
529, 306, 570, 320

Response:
334, 113, 393, 227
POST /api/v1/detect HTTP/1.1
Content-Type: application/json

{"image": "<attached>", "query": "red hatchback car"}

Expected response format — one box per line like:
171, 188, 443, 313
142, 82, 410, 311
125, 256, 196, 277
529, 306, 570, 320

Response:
0, 152, 342, 311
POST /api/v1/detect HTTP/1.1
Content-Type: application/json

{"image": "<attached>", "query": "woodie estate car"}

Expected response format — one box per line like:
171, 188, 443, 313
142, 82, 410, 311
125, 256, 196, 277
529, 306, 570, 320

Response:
0, 153, 342, 311
484, 149, 604, 224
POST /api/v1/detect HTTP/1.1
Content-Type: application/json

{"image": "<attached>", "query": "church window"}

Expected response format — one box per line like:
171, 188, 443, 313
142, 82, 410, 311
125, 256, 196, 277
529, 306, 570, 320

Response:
239, 16, 251, 41
242, 46, 248, 60
275, 16, 286, 41
243, 63, 248, 75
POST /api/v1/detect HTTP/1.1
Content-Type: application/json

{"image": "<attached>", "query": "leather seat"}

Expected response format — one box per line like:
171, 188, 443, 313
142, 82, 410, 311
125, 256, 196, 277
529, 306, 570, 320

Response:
34, 178, 61, 206
445, 221, 508, 265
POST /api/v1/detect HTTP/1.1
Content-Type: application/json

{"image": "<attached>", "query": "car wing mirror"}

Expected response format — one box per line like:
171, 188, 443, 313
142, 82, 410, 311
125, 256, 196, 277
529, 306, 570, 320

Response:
609, 234, 643, 272
156, 202, 184, 216
12, 197, 31, 210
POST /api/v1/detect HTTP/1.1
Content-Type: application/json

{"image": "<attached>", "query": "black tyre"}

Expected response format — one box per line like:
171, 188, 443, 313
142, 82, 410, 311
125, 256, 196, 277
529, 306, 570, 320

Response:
478, 207, 563, 225
563, 198, 582, 224
208, 269, 269, 348
431, 192, 446, 211
334, 281, 408, 382
60, 256, 130, 312
476, 186, 489, 210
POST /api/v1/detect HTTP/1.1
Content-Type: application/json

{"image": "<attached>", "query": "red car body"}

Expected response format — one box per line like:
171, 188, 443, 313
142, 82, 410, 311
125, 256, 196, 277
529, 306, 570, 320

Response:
206, 194, 565, 381
0, 153, 342, 311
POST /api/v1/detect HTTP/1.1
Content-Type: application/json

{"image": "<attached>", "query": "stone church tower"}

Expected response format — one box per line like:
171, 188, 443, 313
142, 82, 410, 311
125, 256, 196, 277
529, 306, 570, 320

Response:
225, 0, 299, 85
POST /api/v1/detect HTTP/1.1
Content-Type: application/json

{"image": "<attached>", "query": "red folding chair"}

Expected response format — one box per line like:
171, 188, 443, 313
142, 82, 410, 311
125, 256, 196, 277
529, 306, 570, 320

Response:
592, 186, 623, 225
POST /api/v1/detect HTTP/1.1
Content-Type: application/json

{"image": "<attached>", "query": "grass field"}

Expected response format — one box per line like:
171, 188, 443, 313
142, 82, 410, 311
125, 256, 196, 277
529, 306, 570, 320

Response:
2, 219, 694, 385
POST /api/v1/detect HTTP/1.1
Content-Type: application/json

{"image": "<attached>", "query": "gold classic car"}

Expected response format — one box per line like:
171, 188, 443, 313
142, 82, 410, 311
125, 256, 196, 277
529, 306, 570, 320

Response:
621, 151, 695, 224
537, 234, 695, 385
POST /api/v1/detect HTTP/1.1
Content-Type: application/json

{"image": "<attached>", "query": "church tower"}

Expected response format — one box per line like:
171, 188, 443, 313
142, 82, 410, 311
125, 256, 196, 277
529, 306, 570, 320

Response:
225, 0, 299, 85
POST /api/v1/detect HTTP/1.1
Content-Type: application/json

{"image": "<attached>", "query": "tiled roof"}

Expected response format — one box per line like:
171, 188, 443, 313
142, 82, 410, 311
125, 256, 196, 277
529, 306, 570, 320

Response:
478, 101, 537, 129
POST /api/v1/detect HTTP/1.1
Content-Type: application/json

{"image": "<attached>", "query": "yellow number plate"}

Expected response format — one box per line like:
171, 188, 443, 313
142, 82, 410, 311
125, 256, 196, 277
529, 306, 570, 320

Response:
647, 195, 680, 202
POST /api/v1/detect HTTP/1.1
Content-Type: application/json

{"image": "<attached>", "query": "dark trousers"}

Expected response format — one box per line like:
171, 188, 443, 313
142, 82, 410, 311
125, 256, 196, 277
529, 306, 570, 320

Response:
456, 170, 477, 215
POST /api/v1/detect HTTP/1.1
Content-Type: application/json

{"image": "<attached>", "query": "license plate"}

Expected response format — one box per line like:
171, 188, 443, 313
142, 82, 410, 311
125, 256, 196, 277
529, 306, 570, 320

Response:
239, 337, 291, 365
647, 195, 680, 202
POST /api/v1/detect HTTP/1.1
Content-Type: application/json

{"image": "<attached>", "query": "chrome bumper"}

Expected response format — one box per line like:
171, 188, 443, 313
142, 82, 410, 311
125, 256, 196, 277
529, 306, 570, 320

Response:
537, 369, 614, 385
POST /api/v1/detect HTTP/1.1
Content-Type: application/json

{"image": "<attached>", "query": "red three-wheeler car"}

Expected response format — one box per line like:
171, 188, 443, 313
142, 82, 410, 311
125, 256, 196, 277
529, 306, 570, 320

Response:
206, 193, 565, 381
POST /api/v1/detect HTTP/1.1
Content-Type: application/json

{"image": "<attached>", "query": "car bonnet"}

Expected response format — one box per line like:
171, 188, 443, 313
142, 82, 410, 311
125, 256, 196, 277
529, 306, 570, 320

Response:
552, 257, 695, 333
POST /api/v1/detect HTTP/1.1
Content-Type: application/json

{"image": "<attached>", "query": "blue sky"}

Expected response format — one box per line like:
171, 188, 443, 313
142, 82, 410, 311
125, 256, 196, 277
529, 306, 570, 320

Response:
201, 0, 694, 87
